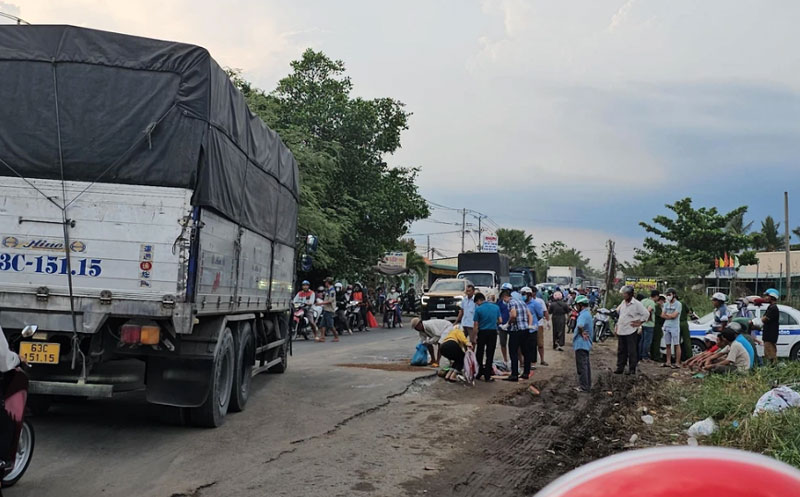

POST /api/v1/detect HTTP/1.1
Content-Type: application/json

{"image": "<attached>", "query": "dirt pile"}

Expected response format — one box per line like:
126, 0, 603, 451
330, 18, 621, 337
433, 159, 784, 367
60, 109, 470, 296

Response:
409, 371, 667, 496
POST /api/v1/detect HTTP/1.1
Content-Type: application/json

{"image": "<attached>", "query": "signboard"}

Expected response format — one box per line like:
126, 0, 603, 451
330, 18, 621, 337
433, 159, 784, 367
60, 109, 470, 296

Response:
624, 277, 658, 291
380, 252, 407, 269
482, 235, 498, 253
715, 267, 736, 278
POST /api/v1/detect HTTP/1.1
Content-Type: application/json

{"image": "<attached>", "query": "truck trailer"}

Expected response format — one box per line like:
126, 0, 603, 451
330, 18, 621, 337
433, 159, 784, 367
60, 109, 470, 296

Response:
0, 25, 298, 426
456, 253, 510, 301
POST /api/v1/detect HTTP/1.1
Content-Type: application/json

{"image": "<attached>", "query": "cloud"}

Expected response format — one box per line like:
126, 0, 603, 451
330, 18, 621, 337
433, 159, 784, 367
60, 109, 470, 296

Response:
607, 0, 637, 32
12, 1, 314, 86
0, 1, 20, 18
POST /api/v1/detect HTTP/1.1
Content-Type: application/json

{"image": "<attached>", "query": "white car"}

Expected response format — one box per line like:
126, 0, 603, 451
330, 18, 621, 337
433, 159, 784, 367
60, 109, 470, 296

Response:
662, 304, 800, 360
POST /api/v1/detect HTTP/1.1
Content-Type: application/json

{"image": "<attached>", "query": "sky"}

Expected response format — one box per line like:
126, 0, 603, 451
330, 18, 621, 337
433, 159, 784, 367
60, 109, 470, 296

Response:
3, 0, 800, 266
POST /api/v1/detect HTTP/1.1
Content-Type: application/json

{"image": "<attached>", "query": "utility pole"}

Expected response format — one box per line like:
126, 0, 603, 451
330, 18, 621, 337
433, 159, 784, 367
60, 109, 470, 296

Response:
426, 235, 430, 260
602, 239, 615, 308
785, 191, 792, 300
461, 208, 466, 253
476, 215, 484, 252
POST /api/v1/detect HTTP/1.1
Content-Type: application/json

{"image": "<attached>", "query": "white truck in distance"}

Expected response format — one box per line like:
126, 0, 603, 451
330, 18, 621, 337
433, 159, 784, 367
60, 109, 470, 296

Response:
546, 266, 578, 289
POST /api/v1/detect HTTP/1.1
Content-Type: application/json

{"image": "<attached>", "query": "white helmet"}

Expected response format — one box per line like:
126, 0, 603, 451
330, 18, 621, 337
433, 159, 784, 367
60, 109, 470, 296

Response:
711, 292, 727, 302
334, 282, 343, 289
520, 286, 533, 294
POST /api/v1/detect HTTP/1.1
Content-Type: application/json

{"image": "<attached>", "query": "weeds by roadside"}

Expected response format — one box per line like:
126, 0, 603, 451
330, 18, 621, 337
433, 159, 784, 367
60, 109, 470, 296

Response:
669, 362, 800, 468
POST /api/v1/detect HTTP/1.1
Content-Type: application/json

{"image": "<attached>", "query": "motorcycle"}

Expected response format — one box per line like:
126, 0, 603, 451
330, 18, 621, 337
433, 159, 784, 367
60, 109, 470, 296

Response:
593, 308, 618, 343
345, 301, 362, 332
292, 303, 313, 341
566, 306, 579, 335
1, 324, 37, 489
383, 299, 401, 328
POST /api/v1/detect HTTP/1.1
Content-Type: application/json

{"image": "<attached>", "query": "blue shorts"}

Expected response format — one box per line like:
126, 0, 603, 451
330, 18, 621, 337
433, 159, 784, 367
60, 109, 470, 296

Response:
321, 311, 335, 329
664, 327, 680, 345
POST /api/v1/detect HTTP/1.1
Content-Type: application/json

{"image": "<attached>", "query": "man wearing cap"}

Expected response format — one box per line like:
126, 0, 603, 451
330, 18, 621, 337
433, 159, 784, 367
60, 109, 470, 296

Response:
615, 285, 650, 374
318, 277, 339, 342
683, 332, 720, 370
760, 288, 781, 365
412, 317, 452, 366
710, 292, 729, 334
521, 287, 545, 375
573, 295, 593, 392
293, 280, 319, 336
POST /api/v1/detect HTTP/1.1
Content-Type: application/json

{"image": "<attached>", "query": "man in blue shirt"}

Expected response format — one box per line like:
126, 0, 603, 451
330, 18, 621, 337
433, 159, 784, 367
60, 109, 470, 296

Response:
522, 287, 544, 376
710, 292, 729, 333
573, 295, 593, 392
472, 292, 502, 382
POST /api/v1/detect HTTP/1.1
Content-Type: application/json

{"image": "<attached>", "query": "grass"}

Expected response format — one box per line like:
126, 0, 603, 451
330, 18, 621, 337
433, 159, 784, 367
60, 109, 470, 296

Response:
669, 361, 800, 468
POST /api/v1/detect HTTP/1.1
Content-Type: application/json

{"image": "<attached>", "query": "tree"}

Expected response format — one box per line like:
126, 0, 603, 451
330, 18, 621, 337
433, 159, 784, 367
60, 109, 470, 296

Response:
756, 216, 781, 251
227, 50, 429, 277
497, 228, 536, 267
636, 198, 757, 273
725, 211, 754, 236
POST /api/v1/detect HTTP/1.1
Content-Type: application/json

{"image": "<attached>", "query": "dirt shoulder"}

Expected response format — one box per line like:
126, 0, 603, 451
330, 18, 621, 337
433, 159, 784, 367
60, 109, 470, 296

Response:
401, 342, 687, 496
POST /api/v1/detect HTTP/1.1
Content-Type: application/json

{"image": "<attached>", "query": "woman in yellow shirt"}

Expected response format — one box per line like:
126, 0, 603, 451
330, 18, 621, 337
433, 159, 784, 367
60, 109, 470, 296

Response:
439, 327, 472, 381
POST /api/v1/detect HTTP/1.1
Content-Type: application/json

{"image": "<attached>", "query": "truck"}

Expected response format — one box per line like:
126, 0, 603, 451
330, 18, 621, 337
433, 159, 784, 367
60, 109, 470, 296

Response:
0, 25, 298, 427
456, 253, 510, 301
546, 266, 579, 289
509, 267, 536, 290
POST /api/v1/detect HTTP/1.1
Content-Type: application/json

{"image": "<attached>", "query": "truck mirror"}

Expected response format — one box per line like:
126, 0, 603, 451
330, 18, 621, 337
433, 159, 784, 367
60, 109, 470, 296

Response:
301, 254, 313, 272
21, 324, 38, 338
305, 234, 318, 254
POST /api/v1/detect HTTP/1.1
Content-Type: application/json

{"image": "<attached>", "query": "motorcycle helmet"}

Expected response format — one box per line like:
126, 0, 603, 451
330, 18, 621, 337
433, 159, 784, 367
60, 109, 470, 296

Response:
334, 282, 343, 289
764, 288, 780, 300
501, 282, 513, 291
301, 280, 310, 286
665, 287, 677, 296
575, 295, 589, 306
520, 286, 532, 294
711, 292, 727, 302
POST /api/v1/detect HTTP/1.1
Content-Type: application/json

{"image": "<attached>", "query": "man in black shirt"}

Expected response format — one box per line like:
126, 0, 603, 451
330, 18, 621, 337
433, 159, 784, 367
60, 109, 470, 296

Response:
760, 288, 781, 365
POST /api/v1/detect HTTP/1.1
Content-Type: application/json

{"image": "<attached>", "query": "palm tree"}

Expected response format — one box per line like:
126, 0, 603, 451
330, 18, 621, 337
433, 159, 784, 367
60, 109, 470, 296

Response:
726, 211, 753, 235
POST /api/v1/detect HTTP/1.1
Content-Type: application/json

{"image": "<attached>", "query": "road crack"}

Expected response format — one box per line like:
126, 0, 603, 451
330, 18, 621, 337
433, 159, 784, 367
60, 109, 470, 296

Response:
169, 481, 217, 497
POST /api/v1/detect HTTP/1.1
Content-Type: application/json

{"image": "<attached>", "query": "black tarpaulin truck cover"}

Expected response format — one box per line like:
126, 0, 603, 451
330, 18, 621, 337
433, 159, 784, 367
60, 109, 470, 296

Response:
0, 25, 298, 246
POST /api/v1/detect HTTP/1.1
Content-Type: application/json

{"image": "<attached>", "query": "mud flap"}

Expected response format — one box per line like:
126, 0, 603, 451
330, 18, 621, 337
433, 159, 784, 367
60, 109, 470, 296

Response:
145, 357, 213, 408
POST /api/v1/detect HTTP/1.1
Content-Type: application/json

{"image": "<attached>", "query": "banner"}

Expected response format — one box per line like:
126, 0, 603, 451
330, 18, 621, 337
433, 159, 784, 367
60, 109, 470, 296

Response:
380, 252, 407, 269
624, 277, 658, 291
482, 235, 498, 253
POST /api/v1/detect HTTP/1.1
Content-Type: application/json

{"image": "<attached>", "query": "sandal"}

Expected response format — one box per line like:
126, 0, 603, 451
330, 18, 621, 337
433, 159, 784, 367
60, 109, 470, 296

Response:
661, 363, 671, 368
671, 364, 679, 369
332, 338, 339, 342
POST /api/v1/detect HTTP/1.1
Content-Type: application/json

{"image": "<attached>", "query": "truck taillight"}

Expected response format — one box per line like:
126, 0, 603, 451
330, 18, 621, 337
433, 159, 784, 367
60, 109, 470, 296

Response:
120, 324, 161, 345
140, 325, 160, 345
120, 324, 141, 344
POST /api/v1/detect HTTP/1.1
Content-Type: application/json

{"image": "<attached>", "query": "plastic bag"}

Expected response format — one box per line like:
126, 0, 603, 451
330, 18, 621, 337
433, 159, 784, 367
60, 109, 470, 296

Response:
687, 417, 718, 437
410, 343, 429, 366
463, 349, 478, 384
753, 386, 800, 416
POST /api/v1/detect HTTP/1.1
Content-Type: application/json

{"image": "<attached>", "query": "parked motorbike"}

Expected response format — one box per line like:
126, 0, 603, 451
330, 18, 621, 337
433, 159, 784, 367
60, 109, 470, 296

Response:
345, 301, 362, 331
1, 324, 37, 489
593, 308, 618, 343
566, 306, 579, 335
292, 303, 313, 340
383, 299, 401, 328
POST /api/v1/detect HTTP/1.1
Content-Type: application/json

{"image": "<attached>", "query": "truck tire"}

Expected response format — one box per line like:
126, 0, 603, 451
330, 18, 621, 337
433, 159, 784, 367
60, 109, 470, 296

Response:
229, 322, 255, 413
190, 327, 235, 428
269, 315, 289, 374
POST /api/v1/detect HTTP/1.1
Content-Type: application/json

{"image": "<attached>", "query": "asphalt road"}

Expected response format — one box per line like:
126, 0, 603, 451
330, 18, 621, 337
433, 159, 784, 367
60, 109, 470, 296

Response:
8, 326, 432, 497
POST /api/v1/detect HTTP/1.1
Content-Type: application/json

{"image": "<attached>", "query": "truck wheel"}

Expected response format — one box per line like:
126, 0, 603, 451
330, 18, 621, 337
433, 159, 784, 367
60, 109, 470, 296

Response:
269, 315, 289, 374
229, 322, 254, 413
190, 327, 235, 428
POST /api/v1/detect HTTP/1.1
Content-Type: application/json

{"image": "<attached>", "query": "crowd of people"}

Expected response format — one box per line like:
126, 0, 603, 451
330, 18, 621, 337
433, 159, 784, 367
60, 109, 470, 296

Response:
412, 282, 785, 392
292, 279, 418, 342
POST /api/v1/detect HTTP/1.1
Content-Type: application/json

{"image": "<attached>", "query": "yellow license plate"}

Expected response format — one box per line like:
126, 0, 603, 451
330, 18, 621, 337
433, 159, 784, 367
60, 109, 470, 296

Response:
20, 342, 61, 364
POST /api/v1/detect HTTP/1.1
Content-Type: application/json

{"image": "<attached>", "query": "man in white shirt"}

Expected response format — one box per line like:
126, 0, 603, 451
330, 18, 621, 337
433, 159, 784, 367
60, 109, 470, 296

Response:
615, 285, 650, 375
411, 318, 452, 366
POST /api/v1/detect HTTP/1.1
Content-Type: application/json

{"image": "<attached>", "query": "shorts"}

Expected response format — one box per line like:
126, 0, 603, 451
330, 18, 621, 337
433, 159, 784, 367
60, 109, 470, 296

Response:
321, 311, 335, 329
764, 341, 777, 361
664, 327, 680, 346
498, 328, 508, 348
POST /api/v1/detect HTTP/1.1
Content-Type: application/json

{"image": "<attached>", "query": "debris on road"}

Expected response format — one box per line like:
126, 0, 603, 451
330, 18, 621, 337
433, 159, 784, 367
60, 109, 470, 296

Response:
753, 385, 800, 416
641, 415, 654, 425
687, 417, 718, 437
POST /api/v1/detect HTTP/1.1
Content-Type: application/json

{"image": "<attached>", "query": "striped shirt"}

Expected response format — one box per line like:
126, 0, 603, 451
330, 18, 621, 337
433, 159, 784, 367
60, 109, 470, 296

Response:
507, 298, 530, 331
